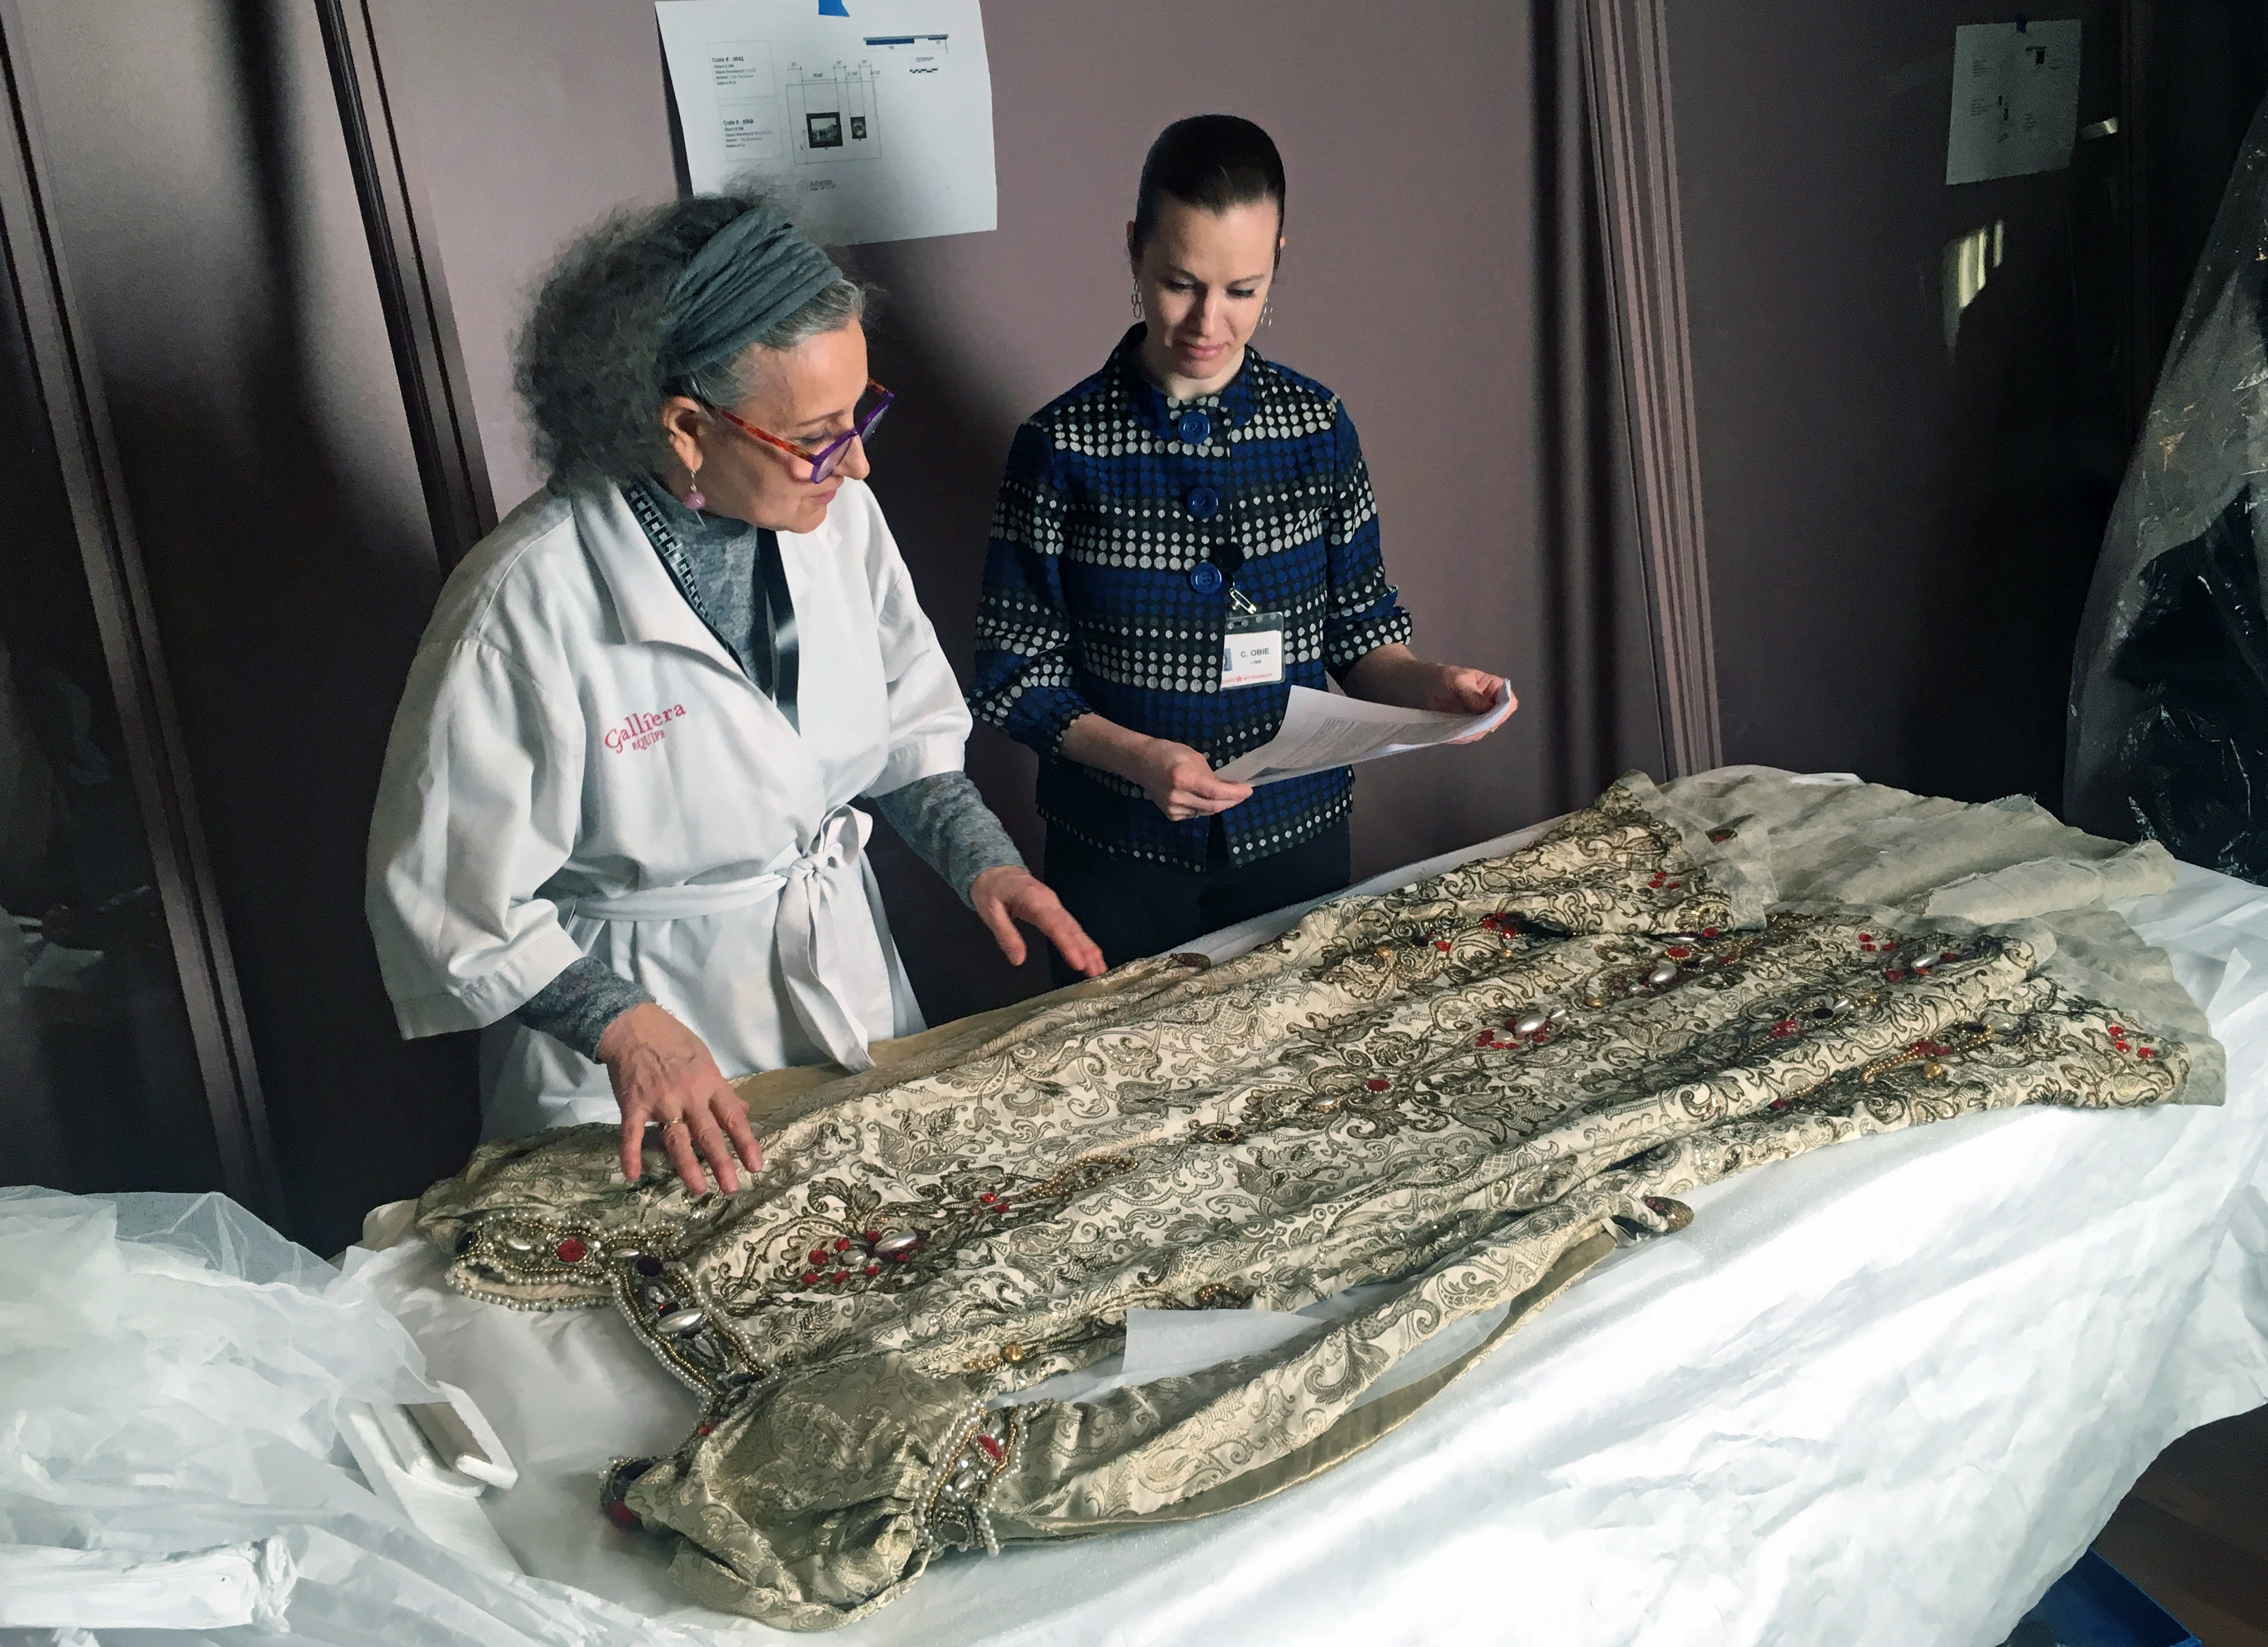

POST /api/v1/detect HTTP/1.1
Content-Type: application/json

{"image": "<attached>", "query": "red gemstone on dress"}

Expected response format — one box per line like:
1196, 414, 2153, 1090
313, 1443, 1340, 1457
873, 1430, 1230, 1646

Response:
1770, 1097, 1792, 1111
555, 1238, 588, 1264
1667, 947, 1691, 960
1702, 928, 1719, 939
890, 1252, 912, 1263
834, 1237, 852, 1251
831, 1270, 849, 1283
1436, 940, 1452, 952
2139, 1047, 2157, 1058
980, 1193, 997, 1204
2109, 1025, 2124, 1034
696, 1423, 714, 1436
865, 1264, 880, 1277
863, 1229, 882, 1244
1885, 970, 1905, 981
1859, 934, 1874, 943
1365, 1078, 1390, 1091
1667, 883, 1681, 891
1477, 1032, 1492, 1044
799, 1271, 819, 1284
975, 1433, 1003, 1462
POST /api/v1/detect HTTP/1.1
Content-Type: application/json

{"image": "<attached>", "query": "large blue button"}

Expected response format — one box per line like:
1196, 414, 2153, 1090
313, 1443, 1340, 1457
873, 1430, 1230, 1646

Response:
1186, 486, 1220, 520
1188, 562, 1223, 594
1176, 410, 1212, 445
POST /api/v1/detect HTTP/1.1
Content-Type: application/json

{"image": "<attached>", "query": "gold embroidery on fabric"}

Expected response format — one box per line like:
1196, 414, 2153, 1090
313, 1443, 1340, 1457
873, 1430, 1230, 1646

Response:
412, 778, 2196, 1630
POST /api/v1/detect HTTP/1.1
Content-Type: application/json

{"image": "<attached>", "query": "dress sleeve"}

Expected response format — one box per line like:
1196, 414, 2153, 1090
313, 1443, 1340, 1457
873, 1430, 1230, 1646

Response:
1319, 402, 1415, 679
968, 423, 1094, 757
365, 634, 591, 1038
861, 490, 976, 796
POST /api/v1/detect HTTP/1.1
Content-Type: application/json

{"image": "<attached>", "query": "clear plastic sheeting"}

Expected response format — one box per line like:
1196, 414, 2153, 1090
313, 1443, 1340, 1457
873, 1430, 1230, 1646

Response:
0, 1189, 437, 1556
0, 1538, 293, 1631
0, 1189, 728, 1647
2068, 91, 2268, 871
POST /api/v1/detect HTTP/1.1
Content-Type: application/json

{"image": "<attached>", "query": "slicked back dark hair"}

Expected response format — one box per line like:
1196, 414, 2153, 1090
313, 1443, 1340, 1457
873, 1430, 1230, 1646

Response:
1131, 115, 1286, 254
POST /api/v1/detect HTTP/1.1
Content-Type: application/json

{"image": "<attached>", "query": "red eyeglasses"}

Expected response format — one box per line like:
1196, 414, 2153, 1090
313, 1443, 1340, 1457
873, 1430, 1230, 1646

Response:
704, 379, 893, 483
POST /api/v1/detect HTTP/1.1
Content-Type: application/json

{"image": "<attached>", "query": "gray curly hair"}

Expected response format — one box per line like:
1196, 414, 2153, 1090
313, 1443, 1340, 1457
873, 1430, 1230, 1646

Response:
513, 189, 873, 492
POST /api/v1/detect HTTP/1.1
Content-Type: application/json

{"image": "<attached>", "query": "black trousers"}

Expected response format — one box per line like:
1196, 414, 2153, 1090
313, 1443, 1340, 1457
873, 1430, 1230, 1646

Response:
1044, 817, 1352, 985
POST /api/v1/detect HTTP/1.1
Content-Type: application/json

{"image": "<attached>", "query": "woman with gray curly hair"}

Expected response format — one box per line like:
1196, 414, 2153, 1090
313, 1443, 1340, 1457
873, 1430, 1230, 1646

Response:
367, 194, 1099, 1195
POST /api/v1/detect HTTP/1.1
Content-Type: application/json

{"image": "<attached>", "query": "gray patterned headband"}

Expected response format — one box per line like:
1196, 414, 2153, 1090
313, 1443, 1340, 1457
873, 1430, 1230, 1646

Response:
658, 204, 842, 386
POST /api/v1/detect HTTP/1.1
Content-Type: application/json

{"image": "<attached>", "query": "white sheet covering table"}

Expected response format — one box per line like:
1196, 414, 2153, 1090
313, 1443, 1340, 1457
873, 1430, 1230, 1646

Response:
340, 836, 2268, 1647
6, 830, 2266, 1646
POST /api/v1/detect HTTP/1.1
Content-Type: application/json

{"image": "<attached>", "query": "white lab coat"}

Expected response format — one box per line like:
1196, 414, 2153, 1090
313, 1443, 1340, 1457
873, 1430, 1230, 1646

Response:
366, 479, 970, 1138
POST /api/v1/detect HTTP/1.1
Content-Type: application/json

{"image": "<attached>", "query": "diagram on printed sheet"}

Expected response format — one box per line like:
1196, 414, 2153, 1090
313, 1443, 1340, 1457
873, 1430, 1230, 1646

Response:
785, 57, 885, 165
657, 1, 994, 245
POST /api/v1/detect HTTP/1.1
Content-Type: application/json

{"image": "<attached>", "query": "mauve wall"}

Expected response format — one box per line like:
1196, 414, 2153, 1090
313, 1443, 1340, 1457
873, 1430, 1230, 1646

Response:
1666, 3, 2268, 811
380, 0, 1655, 1024
1666, 0, 2133, 807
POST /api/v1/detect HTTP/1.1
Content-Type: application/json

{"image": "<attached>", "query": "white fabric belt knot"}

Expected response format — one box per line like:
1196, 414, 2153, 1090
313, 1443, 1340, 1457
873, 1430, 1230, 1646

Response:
556, 804, 882, 1071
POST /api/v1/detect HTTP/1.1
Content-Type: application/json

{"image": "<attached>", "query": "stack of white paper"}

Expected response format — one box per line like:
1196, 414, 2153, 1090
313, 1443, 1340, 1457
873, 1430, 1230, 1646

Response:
1213, 682, 1515, 786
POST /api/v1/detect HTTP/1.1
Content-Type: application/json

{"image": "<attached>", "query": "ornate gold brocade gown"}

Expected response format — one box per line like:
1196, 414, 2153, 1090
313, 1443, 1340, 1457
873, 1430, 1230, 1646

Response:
414, 771, 2213, 1630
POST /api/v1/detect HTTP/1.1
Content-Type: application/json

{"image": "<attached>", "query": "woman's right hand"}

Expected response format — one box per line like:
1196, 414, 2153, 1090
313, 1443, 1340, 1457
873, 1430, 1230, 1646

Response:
596, 1002, 764, 1195
1130, 737, 1254, 821
1060, 714, 1253, 821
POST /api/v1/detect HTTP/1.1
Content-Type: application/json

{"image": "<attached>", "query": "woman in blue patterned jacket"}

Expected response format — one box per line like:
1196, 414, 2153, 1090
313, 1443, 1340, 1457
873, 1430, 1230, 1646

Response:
969, 115, 1512, 977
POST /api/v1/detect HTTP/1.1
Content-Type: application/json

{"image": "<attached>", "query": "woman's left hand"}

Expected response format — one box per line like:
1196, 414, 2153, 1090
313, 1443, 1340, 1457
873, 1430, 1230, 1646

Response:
1342, 644, 1515, 741
1421, 665, 1510, 720
970, 865, 1106, 977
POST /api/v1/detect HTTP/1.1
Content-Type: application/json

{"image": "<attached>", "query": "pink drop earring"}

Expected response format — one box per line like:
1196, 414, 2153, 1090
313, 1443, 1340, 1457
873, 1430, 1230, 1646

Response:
684, 469, 706, 512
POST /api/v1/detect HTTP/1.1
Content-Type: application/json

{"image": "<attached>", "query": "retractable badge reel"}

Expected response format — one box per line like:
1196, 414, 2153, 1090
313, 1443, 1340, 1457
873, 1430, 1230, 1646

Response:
1220, 587, 1286, 689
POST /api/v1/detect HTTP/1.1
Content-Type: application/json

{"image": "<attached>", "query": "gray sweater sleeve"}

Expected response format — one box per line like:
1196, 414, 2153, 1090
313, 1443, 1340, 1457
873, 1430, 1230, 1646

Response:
512, 954, 654, 1062
868, 771, 1025, 907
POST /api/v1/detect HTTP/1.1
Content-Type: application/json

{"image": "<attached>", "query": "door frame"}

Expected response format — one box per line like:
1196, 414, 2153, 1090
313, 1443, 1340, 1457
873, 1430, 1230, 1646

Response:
315, 0, 495, 573
0, 0, 283, 1222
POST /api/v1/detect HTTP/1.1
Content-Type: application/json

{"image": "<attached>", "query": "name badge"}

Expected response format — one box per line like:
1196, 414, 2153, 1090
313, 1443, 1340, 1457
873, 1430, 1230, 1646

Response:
1221, 609, 1286, 689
